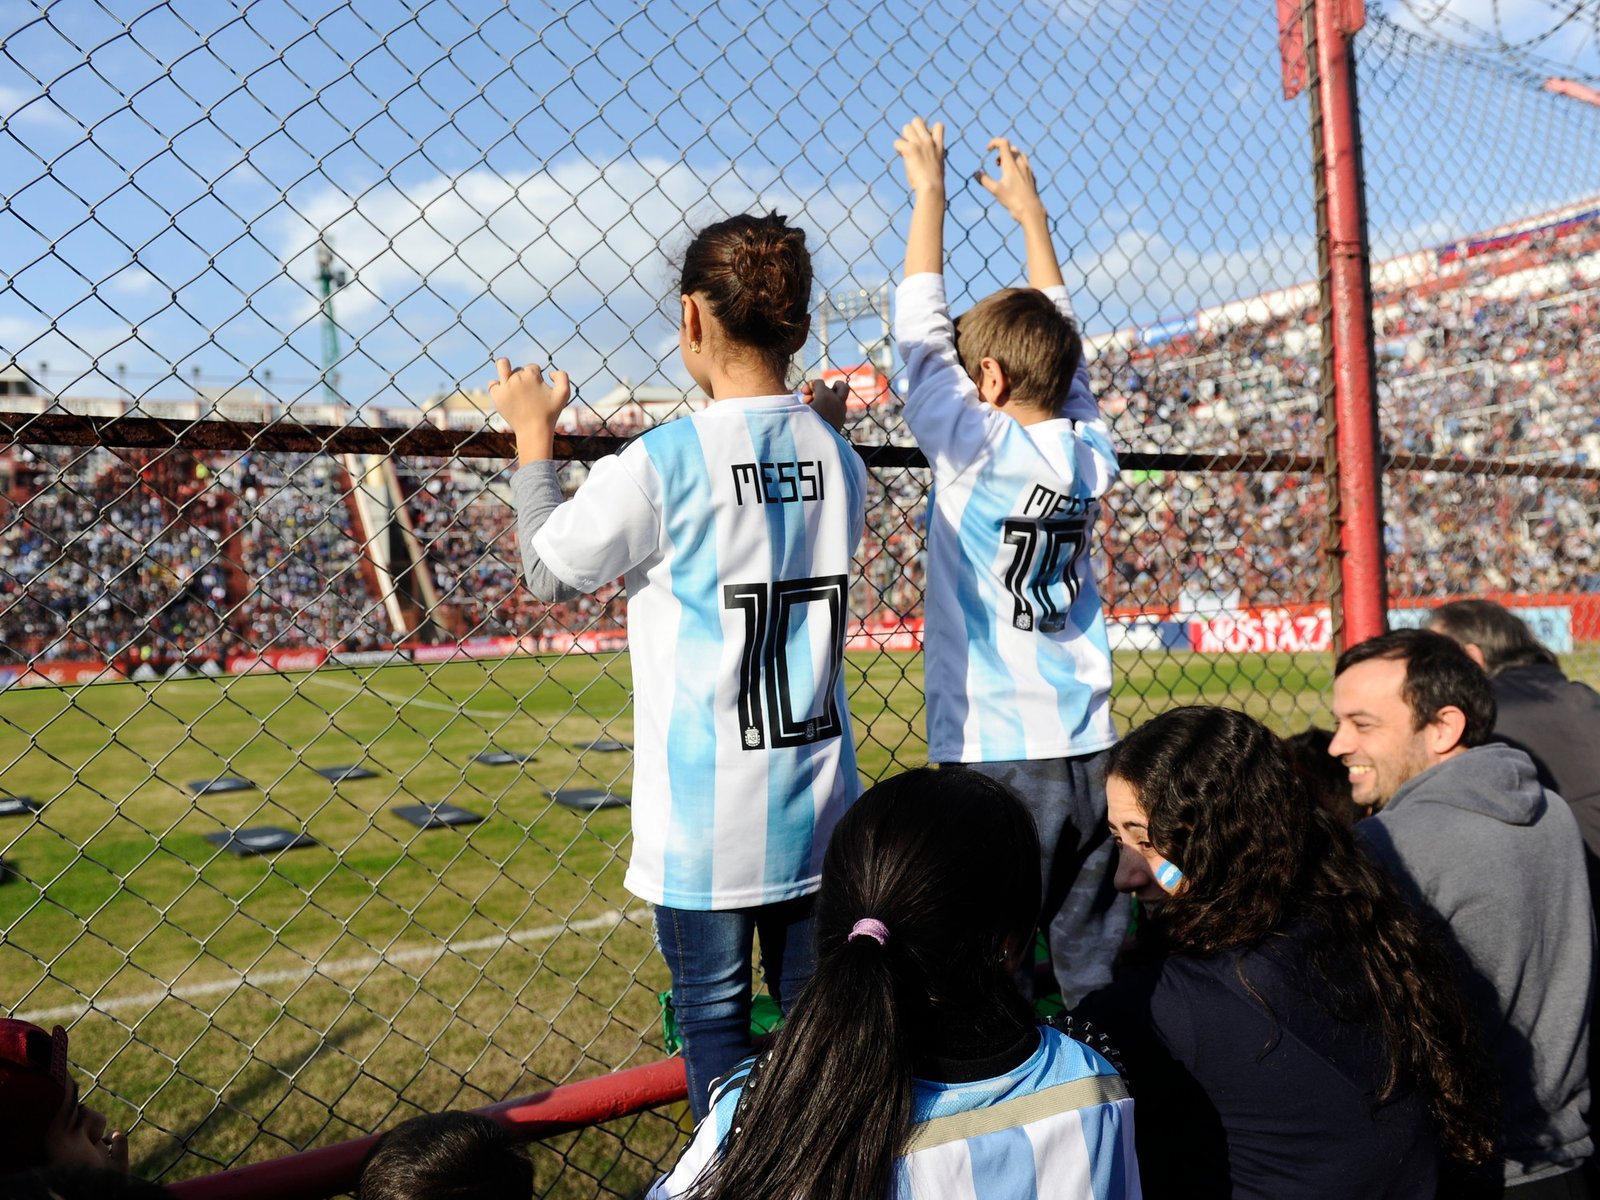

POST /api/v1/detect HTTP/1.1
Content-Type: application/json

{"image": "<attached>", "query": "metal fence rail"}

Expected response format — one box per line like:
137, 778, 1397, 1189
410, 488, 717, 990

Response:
4, 0, 1599, 1192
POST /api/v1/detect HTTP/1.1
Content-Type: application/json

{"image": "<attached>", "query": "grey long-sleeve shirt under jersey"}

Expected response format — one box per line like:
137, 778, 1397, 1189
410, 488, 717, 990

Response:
509, 461, 582, 602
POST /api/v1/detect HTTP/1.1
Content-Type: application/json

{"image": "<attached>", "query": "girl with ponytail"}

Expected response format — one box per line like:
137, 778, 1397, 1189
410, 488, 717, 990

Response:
648, 767, 1140, 1200
494, 212, 867, 1120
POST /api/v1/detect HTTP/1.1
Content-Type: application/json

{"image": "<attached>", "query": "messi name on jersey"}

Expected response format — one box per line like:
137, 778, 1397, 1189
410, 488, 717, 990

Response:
730, 460, 827, 506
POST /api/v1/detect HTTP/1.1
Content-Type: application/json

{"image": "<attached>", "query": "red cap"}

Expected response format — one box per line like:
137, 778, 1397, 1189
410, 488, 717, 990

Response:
0, 1018, 71, 1164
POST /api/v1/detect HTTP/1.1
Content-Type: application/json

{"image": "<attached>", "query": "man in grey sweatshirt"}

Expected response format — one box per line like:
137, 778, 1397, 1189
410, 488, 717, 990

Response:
1331, 628, 1595, 1198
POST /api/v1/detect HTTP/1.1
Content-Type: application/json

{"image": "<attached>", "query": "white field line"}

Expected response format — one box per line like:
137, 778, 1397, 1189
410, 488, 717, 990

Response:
301, 673, 516, 719
17, 910, 640, 1025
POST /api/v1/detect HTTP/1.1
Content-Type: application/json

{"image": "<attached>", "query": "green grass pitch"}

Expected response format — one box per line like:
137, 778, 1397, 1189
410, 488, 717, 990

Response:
0, 648, 1333, 1188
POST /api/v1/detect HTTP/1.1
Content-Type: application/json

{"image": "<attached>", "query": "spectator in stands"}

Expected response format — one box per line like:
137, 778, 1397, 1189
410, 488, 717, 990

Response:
647, 767, 1138, 1200
495, 212, 866, 1121
356, 1112, 530, 1200
1331, 629, 1594, 1197
1076, 706, 1497, 1198
0, 1019, 128, 1175
1428, 599, 1600, 868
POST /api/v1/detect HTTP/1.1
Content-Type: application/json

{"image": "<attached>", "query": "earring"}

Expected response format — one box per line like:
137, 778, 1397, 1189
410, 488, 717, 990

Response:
689, 340, 701, 354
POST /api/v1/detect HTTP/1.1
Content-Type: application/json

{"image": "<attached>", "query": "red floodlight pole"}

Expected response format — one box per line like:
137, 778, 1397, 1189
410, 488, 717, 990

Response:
1314, 0, 1387, 649
1284, 0, 1388, 650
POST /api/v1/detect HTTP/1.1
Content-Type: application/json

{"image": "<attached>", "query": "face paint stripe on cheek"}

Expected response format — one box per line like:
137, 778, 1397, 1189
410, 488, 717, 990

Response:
1154, 858, 1184, 891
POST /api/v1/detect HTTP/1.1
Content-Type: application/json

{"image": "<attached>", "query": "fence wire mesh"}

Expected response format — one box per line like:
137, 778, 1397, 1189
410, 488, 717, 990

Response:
1356, 9, 1600, 686
5, 0, 1581, 1191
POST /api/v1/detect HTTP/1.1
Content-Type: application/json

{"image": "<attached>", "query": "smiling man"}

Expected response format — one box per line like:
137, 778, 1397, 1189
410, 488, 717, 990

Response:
1331, 628, 1595, 1199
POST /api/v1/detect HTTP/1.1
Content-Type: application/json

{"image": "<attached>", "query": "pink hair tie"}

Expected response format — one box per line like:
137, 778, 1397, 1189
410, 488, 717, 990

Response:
848, 918, 889, 946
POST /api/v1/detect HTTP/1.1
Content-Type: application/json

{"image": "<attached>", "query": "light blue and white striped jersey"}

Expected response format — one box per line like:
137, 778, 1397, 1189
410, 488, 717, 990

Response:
532, 394, 867, 910
647, 1025, 1141, 1200
897, 273, 1119, 764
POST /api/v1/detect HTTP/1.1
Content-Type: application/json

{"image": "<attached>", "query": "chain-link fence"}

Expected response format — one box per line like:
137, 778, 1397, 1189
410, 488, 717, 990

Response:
7, 0, 1593, 1190
1356, 8, 1600, 684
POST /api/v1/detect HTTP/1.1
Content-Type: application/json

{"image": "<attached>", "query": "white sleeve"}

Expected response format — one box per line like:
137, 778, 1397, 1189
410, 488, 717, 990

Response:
1042, 283, 1103, 427
1071, 420, 1121, 501
894, 272, 1005, 480
644, 1111, 724, 1199
530, 445, 661, 592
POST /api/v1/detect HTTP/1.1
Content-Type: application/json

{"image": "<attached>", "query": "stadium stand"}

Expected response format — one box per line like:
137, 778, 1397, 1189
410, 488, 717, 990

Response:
3, 201, 1598, 666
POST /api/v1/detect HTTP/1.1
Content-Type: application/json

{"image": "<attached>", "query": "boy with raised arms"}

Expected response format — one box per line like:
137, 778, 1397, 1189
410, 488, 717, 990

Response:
893, 118, 1124, 1003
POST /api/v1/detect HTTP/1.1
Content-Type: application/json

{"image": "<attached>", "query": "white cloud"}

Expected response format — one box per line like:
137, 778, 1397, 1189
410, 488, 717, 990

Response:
0, 82, 75, 128
263, 155, 892, 397
272, 157, 888, 324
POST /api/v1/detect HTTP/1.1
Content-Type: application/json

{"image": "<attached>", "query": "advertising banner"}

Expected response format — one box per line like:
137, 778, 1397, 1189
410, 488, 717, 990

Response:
225, 648, 329, 674
5, 660, 118, 687
1190, 606, 1334, 654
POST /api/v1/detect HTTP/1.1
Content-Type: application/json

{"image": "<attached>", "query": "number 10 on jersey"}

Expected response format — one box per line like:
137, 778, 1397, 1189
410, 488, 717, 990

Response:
1001, 516, 1090, 634
723, 575, 849, 752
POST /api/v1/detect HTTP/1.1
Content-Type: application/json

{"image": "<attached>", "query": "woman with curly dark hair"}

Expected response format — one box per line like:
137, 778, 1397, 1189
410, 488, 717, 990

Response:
1075, 705, 1499, 1199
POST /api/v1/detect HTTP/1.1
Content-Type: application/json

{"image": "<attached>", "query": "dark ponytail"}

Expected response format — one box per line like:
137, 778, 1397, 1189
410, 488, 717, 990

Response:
678, 212, 813, 378
684, 768, 1040, 1200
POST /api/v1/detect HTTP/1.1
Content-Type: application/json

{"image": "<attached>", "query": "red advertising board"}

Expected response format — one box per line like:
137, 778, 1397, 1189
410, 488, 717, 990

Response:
1190, 606, 1334, 654
821, 365, 890, 409
410, 637, 521, 664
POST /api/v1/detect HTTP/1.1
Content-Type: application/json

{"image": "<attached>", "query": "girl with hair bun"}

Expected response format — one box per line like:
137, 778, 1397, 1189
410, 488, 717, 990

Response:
648, 766, 1140, 1200
494, 212, 867, 1120
1076, 706, 1499, 1199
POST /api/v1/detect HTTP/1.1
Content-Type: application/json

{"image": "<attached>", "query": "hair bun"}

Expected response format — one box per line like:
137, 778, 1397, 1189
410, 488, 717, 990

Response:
679, 213, 814, 365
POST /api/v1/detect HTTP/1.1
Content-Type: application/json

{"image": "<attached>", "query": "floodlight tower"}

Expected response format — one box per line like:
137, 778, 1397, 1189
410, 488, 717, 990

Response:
816, 283, 892, 378
316, 241, 347, 404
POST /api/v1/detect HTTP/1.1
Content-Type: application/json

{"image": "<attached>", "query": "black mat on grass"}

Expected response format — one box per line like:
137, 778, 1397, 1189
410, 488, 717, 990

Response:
313, 765, 379, 782
473, 750, 534, 766
392, 803, 483, 829
188, 776, 256, 796
549, 788, 629, 811
204, 827, 316, 855
572, 738, 631, 754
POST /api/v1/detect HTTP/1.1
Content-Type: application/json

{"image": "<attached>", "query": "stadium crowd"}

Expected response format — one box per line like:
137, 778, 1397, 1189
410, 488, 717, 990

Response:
3, 209, 1598, 666
0, 447, 233, 667
399, 462, 626, 641
227, 453, 394, 655
0, 448, 391, 666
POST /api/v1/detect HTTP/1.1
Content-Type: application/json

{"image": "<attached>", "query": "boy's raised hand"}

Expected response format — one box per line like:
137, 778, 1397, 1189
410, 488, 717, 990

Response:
897, 117, 947, 278
977, 135, 1065, 290
976, 136, 1045, 223
490, 357, 571, 463
894, 117, 946, 195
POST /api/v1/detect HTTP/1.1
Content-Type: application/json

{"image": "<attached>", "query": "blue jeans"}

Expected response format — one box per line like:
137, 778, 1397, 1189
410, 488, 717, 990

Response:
965, 750, 1128, 1007
653, 896, 816, 1120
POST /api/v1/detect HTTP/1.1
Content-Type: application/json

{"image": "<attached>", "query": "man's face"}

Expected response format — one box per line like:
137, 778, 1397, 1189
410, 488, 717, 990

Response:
1329, 656, 1436, 810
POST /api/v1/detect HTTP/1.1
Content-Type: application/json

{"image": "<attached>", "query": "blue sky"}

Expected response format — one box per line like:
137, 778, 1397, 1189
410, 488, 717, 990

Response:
3, 0, 1599, 414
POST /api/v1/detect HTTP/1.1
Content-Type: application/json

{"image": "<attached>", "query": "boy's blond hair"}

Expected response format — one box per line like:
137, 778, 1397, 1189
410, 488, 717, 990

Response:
955, 288, 1083, 416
